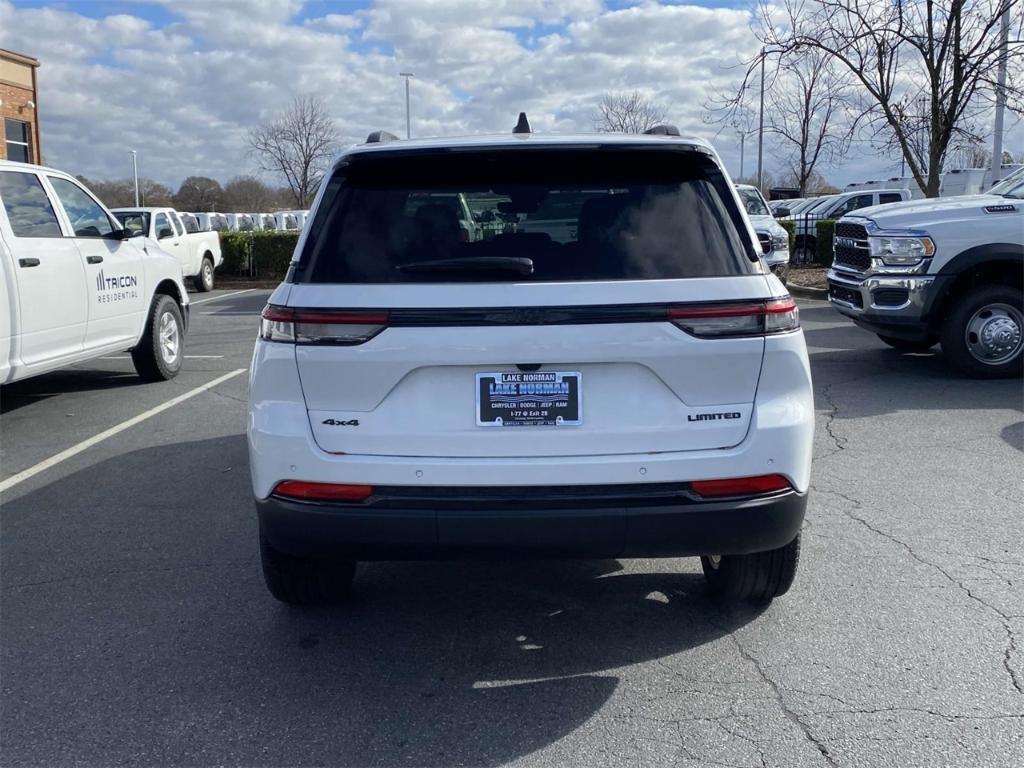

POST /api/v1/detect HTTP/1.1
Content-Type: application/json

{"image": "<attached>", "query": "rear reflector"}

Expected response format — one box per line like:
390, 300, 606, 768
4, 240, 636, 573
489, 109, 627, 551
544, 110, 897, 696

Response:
690, 474, 792, 498
260, 306, 388, 345
670, 297, 798, 338
273, 481, 375, 502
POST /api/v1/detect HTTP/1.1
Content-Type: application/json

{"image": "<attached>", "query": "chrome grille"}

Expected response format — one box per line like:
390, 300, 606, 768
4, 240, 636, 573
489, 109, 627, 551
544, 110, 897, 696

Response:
833, 221, 872, 272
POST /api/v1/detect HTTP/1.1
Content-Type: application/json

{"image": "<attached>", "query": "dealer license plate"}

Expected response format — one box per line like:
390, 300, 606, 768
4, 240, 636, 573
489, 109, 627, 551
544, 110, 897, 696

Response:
476, 371, 582, 427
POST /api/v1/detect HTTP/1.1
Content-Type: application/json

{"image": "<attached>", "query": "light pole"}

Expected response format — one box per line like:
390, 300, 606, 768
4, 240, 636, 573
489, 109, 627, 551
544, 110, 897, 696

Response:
736, 128, 756, 179
756, 47, 766, 191
991, 5, 1010, 183
129, 149, 139, 207
399, 72, 414, 139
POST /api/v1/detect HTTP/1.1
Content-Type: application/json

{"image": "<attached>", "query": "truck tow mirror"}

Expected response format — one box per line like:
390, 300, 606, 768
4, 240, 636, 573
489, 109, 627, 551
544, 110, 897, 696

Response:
158, 227, 174, 239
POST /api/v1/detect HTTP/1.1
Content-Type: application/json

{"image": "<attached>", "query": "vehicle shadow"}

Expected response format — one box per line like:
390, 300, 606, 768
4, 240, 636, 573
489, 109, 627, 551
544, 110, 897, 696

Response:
1, 434, 763, 767
0, 367, 141, 413
801, 305, 1024, 419
1002, 421, 1024, 452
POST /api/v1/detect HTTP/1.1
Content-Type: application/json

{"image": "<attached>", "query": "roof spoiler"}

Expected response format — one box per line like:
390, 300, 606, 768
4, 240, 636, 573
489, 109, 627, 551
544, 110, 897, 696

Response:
643, 124, 681, 136
365, 130, 400, 144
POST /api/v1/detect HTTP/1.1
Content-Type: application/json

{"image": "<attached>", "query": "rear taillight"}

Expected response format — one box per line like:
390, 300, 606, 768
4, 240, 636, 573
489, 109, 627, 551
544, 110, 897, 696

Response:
260, 306, 388, 345
669, 297, 799, 338
273, 481, 375, 502
690, 474, 792, 498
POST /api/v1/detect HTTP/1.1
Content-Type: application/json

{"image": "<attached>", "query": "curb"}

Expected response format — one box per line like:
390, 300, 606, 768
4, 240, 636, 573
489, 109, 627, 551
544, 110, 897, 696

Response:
787, 282, 828, 300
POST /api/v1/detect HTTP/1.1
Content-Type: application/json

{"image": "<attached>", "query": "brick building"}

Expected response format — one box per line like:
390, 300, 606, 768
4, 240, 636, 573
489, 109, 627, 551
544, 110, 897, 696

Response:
0, 48, 41, 164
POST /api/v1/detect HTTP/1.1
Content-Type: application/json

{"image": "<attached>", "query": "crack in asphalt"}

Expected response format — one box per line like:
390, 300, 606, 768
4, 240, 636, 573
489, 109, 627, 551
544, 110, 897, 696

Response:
814, 485, 1024, 697
783, 686, 1024, 721
710, 621, 839, 768
819, 382, 848, 456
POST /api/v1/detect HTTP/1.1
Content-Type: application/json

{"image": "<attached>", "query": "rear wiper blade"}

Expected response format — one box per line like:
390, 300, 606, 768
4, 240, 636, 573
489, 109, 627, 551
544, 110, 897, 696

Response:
395, 256, 534, 276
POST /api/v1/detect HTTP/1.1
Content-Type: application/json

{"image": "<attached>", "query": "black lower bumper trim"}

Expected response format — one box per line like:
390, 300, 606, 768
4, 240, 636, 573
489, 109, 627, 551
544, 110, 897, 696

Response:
256, 488, 807, 560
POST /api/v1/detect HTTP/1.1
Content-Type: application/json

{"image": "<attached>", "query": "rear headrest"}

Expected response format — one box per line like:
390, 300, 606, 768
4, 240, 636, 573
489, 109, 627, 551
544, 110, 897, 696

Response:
413, 203, 460, 239
577, 195, 638, 245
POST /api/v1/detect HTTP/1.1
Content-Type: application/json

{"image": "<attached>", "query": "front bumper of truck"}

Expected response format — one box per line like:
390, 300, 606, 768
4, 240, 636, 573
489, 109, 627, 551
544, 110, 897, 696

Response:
826, 269, 946, 341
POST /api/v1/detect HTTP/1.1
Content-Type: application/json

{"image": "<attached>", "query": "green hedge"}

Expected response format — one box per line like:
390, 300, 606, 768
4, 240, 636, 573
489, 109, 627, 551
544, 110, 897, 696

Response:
219, 231, 300, 278
778, 219, 796, 253
815, 220, 836, 267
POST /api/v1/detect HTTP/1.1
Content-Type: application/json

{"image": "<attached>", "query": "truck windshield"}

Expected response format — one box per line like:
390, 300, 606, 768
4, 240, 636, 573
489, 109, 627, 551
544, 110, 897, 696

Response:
114, 211, 150, 235
989, 168, 1024, 198
736, 187, 770, 216
296, 148, 757, 284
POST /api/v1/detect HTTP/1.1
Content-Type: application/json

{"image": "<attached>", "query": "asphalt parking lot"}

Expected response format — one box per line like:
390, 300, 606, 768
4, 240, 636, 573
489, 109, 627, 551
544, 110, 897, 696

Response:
1, 289, 1021, 768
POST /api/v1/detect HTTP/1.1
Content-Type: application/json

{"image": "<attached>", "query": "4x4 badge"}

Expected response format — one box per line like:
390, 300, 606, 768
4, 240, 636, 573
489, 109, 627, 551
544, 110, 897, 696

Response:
322, 418, 360, 426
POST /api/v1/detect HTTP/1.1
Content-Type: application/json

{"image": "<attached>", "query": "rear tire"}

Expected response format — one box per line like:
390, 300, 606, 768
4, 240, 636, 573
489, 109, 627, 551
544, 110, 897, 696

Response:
877, 334, 937, 352
940, 285, 1023, 378
260, 533, 356, 605
131, 294, 184, 382
701, 535, 800, 602
194, 256, 214, 293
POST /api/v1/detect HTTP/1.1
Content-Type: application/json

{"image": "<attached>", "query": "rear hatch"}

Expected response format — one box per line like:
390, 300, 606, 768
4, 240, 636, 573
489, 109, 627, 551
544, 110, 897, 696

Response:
274, 146, 782, 459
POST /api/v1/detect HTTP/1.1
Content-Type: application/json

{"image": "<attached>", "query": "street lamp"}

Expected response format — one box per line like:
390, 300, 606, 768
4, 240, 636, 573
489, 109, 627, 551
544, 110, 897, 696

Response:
399, 72, 414, 139
756, 47, 766, 191
736, 128, 757, 179
129, 149, 139, 207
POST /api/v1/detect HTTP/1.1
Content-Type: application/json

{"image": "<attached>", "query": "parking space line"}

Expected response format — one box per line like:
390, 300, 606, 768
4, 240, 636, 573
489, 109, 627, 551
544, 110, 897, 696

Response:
190, 289, 254, 306
100, 355, 225, 360
0, 369, 247, 495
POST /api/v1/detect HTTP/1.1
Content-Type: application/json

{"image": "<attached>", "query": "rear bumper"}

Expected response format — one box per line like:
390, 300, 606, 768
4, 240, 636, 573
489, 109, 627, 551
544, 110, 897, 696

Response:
257, 487, 807, 560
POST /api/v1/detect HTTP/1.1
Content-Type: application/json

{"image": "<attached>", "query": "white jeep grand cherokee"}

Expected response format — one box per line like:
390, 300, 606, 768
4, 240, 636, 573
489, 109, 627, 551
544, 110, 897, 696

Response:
247, 121, 814, 606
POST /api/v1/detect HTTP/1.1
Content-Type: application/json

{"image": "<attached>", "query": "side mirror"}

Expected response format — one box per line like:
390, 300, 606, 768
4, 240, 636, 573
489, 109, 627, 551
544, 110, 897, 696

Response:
774, 208, 790, 218
158, 227, 174, 239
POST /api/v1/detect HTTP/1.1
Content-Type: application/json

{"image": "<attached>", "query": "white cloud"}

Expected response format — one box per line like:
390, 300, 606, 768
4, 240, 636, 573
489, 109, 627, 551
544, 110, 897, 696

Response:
4, 0, 997, 190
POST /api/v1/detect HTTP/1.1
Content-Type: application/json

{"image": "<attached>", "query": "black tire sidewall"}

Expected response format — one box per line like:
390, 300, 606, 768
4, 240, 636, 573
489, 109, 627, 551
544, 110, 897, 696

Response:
940, 285, 1024, 378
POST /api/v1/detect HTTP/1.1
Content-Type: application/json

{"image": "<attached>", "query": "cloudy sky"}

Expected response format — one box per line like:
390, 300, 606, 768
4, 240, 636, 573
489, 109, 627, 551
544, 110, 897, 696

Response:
1, 0, 1019, 191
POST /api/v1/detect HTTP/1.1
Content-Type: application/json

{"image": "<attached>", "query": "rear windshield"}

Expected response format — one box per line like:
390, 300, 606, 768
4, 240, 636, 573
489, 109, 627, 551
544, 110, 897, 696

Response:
295, 149, 758, 283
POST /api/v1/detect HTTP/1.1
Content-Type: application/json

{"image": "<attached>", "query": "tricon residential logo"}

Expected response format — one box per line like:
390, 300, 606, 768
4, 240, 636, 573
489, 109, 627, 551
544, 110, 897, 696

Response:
94, 269, 139, 304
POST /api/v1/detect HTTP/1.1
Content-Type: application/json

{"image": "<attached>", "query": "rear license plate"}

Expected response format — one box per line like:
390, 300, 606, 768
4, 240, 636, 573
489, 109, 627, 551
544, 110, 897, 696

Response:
476, 371, 582, 427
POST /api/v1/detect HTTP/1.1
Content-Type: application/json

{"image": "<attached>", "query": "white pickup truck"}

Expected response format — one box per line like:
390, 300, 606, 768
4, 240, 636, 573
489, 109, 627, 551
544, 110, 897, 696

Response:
0, 161, 190, 384
112, 206, 223, 292
827, 169, 1023, 378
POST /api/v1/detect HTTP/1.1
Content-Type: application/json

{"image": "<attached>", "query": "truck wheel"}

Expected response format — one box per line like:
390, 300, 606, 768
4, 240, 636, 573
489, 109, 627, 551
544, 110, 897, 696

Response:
131, 295, 184, 382
877, 334, 937, 352
701, 535, 800, 602
194, 256, 214, 293
940, 285, 1023, 378
260, 533, 356, 605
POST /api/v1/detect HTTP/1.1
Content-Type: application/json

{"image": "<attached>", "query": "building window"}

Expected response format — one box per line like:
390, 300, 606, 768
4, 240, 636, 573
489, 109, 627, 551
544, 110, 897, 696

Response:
5, 119, 32, 164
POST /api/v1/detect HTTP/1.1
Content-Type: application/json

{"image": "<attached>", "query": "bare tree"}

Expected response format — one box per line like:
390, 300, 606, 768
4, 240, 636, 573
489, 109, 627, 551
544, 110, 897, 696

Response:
138, 179, 174, 208
593, 91, 667, 133
755, 0, 1024, 197
222, 175, 276, 212
765, 50, 854, 195
248, 95, 339, 208
78, 177, 173, 208
173, 176, 223, 212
